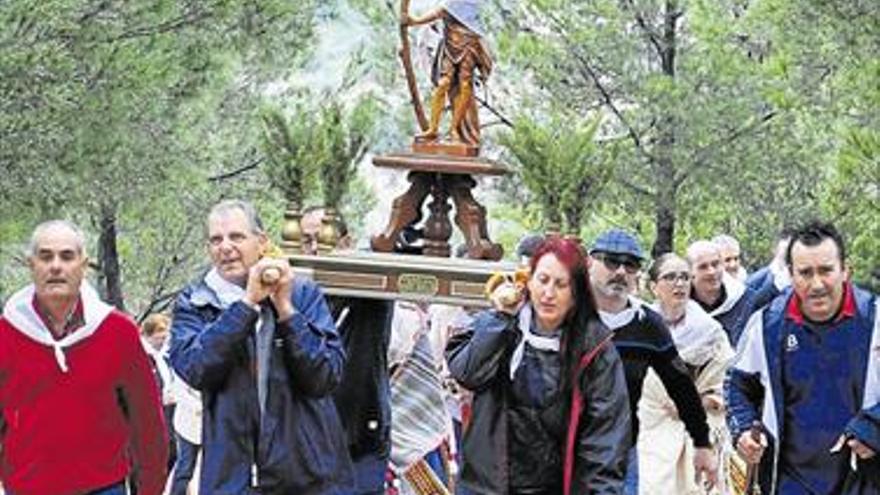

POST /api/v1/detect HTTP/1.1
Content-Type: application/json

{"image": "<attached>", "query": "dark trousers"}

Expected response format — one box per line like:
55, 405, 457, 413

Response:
169, 435, 200, 495
164, 404, 177, 471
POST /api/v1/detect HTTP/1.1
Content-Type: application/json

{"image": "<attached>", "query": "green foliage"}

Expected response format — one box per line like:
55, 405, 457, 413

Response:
317, 97, 377, 209
488, 0, 879, 271
3, 0, 878, 309
260, 105, 320, 203
825, 128, 880, 286
261, 93, 379, 210
0, 0, 321, 314
499, 113, 611, 234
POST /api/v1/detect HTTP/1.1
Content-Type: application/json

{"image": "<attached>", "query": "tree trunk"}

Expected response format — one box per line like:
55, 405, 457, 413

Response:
661, 0, 678, 77
564, 199, 583, 236
652, 0, 679, 257
96, 202, 125, 310
545, 194, 563, 233
653, 176, 676, 256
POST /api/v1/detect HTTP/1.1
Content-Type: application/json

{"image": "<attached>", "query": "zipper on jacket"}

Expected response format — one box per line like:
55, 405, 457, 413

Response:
251, 463, 259, 488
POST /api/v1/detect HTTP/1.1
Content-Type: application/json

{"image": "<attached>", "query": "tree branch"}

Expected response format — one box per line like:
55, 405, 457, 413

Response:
544, 11, 657, 164
137, 222, 204, 321
136, 289, 181, 323
675, 109, 778, 187
475, 95, 514, 129
620, 0, 664, 59
78, 1, 112, 24
107, 10, 212, 43
619, 177, 655, 198
571, 49, 656, 162
208, 157, 264, 182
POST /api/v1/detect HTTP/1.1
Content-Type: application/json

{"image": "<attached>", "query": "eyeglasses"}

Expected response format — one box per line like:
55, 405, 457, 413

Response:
658, 271, 692, 284
594, 253, 641, 274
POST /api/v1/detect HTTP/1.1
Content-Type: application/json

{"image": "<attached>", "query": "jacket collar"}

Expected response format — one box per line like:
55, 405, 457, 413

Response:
189, 268, 244, 310
598, 295, 647, 330
2, 281, 113, 372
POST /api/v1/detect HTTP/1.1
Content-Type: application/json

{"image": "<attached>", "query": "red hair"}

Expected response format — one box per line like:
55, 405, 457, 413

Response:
528, 235, 599, 373
529, 236, 589, 276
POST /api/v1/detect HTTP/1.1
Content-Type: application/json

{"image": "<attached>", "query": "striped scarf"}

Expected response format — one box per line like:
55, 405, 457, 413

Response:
389, 331, 451, 472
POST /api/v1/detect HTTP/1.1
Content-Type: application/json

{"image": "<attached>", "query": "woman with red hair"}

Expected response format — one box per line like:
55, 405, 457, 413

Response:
446, 237, 630, 494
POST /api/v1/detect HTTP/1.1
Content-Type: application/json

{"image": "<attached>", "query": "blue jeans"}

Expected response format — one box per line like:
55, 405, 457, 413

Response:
169, 435, 200, 495
624, 447, 638, 495
351, 453, 388, 494
91, 482, 127, 495
452, 419, 475, 495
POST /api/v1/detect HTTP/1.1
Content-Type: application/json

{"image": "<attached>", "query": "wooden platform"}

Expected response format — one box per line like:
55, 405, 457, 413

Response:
412, 139, 479, 157
373, 152, 509, 176
288, 251, 516, 307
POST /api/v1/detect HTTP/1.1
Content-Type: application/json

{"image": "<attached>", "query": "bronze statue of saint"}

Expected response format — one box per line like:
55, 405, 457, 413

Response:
402, 0, 492, 146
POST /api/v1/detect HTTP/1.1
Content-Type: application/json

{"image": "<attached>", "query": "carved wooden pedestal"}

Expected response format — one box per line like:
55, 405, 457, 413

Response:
370, 153, 508, 261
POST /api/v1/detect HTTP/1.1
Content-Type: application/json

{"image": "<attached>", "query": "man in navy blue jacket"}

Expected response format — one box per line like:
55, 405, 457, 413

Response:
726, 221, 879, 494
687, 239, 758, 347
170, 200, 353, 494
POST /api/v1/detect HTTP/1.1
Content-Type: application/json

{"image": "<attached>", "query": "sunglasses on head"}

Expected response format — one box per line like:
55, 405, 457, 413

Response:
594, 252, 642, 274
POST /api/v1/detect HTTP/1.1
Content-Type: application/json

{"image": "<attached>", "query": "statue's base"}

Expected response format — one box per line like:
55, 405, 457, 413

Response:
289, 251, 515, 307
412, 139, 479, 157
371, 152, 509, 260
373, 152, 508, 177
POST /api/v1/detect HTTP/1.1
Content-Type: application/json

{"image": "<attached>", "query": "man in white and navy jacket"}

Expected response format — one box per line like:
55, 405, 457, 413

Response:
726, 221, 879, 494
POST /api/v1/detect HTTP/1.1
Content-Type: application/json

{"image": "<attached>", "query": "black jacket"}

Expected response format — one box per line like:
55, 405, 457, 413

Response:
611, 305, 710, 448
446, 308, 630, 495
328, 297, 393, 462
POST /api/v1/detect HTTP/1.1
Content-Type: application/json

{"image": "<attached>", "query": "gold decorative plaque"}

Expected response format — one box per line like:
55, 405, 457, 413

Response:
398, 273, 439, 296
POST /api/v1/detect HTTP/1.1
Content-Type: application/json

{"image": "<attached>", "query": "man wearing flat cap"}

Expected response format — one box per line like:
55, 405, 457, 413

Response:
587, 229, 715, 494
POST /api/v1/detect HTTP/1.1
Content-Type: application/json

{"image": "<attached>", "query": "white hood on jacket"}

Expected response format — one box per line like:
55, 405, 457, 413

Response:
2, 281, 113, 373
709, 272, 747, 317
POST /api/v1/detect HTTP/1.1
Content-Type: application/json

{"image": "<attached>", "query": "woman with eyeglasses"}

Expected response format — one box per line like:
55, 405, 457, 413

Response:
446, 237, 630, 495
637, 253, 734, 494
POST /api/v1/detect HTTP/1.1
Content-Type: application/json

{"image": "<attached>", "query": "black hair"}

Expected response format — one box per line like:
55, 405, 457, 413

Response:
777, 225, 795, 242
785, 220, 846, 267
515, 233, 545, 259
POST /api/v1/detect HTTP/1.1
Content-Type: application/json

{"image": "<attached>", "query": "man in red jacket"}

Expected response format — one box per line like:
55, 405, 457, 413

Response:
0, 220, 168, 495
